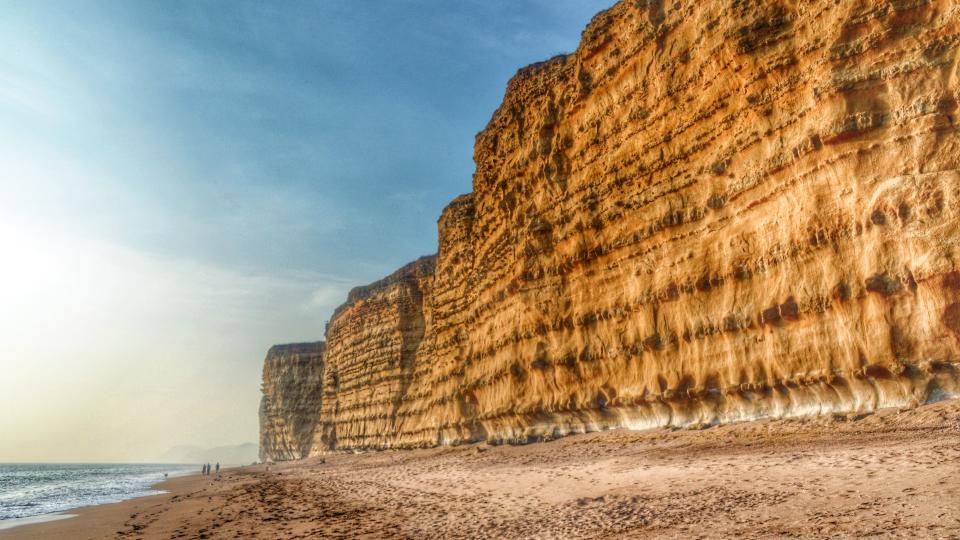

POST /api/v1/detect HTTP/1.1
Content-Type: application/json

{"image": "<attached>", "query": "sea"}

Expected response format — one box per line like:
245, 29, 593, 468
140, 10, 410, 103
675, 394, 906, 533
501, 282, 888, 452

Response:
0, 463, 197, 526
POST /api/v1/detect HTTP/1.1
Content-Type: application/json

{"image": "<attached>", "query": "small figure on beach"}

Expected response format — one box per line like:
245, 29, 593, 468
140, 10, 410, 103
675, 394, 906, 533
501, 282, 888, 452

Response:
215, 462, 220, 475
201, 464, 206, 475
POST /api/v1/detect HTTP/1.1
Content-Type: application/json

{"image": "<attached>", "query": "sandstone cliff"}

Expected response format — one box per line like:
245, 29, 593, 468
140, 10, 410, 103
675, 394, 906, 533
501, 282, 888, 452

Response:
261, 0, 960, 458
259, 342, 325, 461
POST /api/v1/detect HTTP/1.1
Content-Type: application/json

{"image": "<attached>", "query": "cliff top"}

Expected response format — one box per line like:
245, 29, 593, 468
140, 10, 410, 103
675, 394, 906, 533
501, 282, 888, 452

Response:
329, 255, 438, 323
475, 1, 625, 148
266, 341, 326, 358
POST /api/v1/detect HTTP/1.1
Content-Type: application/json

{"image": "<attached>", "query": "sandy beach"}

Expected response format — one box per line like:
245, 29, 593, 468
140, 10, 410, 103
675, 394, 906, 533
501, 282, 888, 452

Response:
3, 399, 958, 539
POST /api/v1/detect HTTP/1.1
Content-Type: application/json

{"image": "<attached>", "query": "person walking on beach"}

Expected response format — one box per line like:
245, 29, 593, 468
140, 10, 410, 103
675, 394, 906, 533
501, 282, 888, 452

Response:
215, 462, 220, 476
201, 464, 206, 475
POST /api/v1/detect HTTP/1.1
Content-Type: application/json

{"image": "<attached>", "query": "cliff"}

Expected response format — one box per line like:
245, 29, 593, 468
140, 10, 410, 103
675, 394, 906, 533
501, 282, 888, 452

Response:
261, 0, 960, 458
259, 342, 325, 461
316, 257, 436, 451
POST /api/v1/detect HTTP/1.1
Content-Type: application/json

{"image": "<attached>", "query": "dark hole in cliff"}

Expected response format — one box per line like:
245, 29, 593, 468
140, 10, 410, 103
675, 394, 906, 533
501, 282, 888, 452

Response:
695, 274, 712, 292
733, 264, 752, 281
534, 341, 548, 359
863, 364, 893, 379
723, 314, 740, 332
595, 393, 608, 410
672, 375, 696, 400
780, 296, 800, 321
707, 194, 726, 209
510, 363, 526, 378
905, 270, 918, 292
832, 281, 852, 301
531, 358, 550, 370
830, 374, 849, 387
578, 68, 592, 95
663, 282, 680, 301
710, 158, 728, 175
702, 375, 722, 397
760, 305, 782, 326
865, 273, 901, 296
870, 210, 886, 225
898, 202, 911, 221
928, 360, 957, 374
643, 333, 663, 351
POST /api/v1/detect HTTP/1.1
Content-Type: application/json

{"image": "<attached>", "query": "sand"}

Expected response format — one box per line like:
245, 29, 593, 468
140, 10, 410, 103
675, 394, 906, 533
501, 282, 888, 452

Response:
3, 399, 959, 539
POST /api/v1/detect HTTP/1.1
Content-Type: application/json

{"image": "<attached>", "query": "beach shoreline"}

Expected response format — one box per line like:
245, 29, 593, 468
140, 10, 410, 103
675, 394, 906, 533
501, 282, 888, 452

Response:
2, 399, 958, 539
0, 471, 215, 539
0, 513, 77, 532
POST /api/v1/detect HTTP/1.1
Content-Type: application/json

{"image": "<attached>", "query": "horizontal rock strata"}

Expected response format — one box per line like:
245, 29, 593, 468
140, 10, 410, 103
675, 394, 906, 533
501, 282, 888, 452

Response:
259, 342, 325, 461
261, 0, 960, 458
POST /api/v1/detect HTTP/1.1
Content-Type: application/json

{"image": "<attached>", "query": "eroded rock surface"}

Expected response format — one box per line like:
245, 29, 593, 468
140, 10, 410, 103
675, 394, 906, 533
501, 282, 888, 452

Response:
259, 342, 325, 461
263, 0, 960, 455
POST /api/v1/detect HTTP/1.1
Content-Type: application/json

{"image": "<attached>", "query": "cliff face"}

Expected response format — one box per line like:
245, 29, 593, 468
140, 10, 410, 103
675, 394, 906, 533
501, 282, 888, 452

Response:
262, 0, 960, 457
259, 342, 325, 461
315, 257, 435, 451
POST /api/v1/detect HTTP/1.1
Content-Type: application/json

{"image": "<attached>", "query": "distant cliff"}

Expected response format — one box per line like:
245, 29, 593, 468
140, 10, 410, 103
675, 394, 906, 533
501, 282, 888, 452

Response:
259, 342, 325, 461
260, 0, 960, 459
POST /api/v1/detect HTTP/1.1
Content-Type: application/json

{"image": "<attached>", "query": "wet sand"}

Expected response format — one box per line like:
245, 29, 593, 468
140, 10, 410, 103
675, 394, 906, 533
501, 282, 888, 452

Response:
3, 399, 959, 539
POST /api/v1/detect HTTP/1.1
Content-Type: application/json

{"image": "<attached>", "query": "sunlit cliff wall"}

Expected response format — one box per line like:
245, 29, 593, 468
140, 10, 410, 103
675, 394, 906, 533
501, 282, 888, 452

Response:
262, 0, 960, 457
314, 257, 435, 451
259, 342, 325, 461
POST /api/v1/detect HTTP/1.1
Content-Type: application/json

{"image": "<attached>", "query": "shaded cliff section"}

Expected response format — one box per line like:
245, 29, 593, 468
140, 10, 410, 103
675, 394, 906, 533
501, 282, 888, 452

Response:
262, 0, 960, 457
259, 342, 326, 461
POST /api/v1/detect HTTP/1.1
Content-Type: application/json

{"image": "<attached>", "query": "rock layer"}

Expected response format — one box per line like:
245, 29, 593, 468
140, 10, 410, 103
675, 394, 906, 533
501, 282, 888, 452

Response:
261, 0, 960, 458
259, 342, 325, 461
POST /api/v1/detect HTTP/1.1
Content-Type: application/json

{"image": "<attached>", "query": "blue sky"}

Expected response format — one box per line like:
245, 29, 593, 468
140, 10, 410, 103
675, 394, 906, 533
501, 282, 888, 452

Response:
0, 0, 611, 461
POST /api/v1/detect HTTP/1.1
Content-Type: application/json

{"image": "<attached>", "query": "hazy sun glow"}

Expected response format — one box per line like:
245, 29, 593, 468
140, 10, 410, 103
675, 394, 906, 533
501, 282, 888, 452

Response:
0, 218, 344, 461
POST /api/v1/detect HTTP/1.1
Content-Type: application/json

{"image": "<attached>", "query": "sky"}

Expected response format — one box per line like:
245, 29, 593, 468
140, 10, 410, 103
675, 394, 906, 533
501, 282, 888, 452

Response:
0, 0, 612, 463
